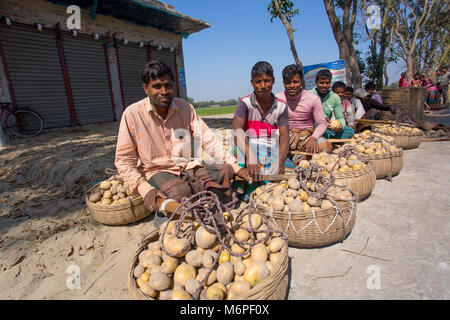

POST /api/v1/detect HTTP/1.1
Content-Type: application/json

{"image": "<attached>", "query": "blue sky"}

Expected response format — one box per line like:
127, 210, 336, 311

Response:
167, 0, 404, 102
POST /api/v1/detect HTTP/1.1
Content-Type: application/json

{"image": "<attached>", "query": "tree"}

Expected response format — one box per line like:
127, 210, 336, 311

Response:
323, 0, 363, 88
391, 0, 436, 81
268, 0, 303, 69
359, 0, 396, 89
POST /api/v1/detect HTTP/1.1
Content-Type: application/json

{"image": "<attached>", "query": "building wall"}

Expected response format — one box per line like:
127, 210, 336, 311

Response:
0, 0, 189, 128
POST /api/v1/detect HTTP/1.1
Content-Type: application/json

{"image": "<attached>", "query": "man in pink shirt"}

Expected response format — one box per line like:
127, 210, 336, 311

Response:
115, 61, 251, 214
276, 64, 331, 154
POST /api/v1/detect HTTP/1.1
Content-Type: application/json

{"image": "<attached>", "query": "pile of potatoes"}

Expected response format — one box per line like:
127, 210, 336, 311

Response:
88, 176, 133, 206
299, 152, 367, 174
253, 178, 353, 214
352, 130, 396, 145
336, 139, 401, 156
133, 214, 286, 300
373, 124, 423, 136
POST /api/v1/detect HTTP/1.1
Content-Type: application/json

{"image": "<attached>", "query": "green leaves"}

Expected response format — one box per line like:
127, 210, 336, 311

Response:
267, 0, 299, 23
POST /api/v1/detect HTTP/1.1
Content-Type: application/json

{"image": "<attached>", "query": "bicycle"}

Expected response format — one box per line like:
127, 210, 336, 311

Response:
0, 102, 44, 138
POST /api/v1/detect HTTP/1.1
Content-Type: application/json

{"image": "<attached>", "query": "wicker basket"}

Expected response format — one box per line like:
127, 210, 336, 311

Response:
363, 149, 403, 179
258, 200, 357, 248
382, 87, 425, 123
85, 182, 151, 226
372, 128, 423, 150
333, 162, 376, 201
128, 229, 290, 300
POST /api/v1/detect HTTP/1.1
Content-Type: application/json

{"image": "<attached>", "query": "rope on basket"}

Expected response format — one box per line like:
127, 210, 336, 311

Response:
155, 190, 287, 300
252, 164, 357, 242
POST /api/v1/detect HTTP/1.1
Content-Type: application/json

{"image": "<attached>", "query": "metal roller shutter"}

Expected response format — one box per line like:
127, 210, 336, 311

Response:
63, 33, 114, 125
117, 44, 148, 108
151, 48, 179, 97
0, 24, 71, 128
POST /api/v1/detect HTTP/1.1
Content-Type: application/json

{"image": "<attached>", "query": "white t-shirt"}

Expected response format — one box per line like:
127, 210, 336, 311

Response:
352, 97, 366, 119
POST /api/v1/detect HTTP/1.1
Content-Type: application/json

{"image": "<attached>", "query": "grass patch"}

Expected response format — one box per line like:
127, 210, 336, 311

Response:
196, 105, 236, 117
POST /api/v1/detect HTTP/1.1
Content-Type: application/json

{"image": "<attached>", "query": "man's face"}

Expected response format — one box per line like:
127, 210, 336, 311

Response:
333, 87, 345, 100
283, 73, 303, 97
316, 77, 331, 95
366, 87, 374, 95
344, 90, 353, 101
251, 74, 274, 97
143, 73, 174, 109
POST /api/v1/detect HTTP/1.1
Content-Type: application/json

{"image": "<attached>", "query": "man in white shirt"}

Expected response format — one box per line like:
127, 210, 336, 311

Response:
344, 86, 365, 120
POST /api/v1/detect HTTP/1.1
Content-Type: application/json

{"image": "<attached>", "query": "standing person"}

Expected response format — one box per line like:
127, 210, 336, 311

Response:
423, 76, 438, 106
354, 88, 397, 120
438, 66, 449, 104
115, 61, 251, 215
410, 72, 423, 87
364, 81, 383, 103
344, 86, 365, 120
399, 72, 408, 88
232, 61, 293, 185
276, 64, 331, 156
310, 69, 354, 139
332, 81, 355, 130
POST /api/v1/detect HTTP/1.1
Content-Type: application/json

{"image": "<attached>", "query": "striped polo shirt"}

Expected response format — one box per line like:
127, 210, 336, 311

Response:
234, 92, 289, 140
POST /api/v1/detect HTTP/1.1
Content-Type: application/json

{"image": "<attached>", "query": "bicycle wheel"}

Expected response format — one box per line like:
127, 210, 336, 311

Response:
6, 109, 44, 138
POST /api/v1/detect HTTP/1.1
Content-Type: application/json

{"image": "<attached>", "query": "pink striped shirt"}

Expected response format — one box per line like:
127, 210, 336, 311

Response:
276, 90, 327, 140
115, 97, 241, 198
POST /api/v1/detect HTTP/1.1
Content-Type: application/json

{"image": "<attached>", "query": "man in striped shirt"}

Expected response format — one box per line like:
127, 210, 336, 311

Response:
115, 61, 251, 213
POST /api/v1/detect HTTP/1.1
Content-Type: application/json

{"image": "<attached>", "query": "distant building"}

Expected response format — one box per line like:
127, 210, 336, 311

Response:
0, 0, 209, 128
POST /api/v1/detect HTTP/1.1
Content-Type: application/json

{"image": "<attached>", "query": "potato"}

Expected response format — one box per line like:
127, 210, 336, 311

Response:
218, 250, 230, 264
270, 199, 284, 211
233, 257, 246, 276
251, 245, 268, 262
234, 229, 249, 242
270, 252, 282, 265
307, 196, 322, 207
184, 278, 201, 296
197, 268, 217, 286
268, 238, 284, 253
99, 180, 112, 190
174, 264, 196, 286
133, 264, 145, 279
206, 286, 224, 300
101, 198, 112, 205
230, 281, 251, 296
243, 262, 270, 287
321, 200, 334, 210
160, 256, 179, 274
195, 226, 217, 249
148, 271, 171, 291
139, 281, 157, 298
185, 250, 204, 268
287, 178, 300, 190
216, 262, 234, 285
170, 289, 192, 300
288, 199, 302, 212
110, 187, 118, 195
103, 190, 113, 199
164, 236, 191, 257
202, 249, 218, 268
89, 192, 101, 203
142, 254, 162, 269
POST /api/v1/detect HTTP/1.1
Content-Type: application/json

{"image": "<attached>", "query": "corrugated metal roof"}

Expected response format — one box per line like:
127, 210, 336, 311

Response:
46, 0, 210, 37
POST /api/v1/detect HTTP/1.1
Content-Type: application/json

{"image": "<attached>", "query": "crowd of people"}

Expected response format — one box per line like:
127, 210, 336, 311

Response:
398, 66, 449, 106
113, 60, 399, 218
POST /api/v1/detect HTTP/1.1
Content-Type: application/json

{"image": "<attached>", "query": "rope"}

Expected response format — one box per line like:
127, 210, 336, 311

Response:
156, 190, 287, 300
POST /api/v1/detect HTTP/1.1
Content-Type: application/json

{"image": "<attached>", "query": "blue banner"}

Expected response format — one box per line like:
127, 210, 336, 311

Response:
303, 59, 346, 90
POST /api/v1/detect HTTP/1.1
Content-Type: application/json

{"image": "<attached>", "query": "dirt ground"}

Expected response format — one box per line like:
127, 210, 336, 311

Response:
0, 114, 449, 300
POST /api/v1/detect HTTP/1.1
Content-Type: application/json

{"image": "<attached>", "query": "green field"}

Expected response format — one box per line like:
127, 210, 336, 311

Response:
196, 105, 236, 116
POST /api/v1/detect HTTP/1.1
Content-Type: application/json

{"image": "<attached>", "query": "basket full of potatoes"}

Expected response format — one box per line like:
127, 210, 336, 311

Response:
299, 150, 376, 201
251, 166, 358, 248
372, 124, 423, 150
128, 191, 289, 300
85, 175, 151, 226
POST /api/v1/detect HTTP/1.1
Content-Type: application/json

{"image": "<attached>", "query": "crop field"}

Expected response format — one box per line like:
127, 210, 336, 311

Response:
196, 105, 236, 117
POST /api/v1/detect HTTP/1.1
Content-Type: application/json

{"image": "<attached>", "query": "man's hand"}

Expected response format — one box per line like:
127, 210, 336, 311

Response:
305, 136, 319, 153
389, 104, 397, 114
236, 167, 252, 183
247, 163, 262, 182
144, 189, 167, 212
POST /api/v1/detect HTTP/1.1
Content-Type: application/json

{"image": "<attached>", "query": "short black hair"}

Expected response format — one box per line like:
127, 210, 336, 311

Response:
345, 86, 354, 93
332, 81, 346, 91
316, 69, 332, 82
364, 81, 376, 90
282, 64, 304, 82
142, 61, 174, 85
251, 61, 274, 80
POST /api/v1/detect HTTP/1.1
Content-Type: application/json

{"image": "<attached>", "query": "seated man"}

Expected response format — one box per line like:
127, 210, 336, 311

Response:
332, 81, 355, 131
364, 81, 383, 103
276, 64, 331, 154
344, 86, 365, 120
353, 88, 396, 120
311, 69, 354, 139
115, 61, 250, 214
232, 61, 293, 185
